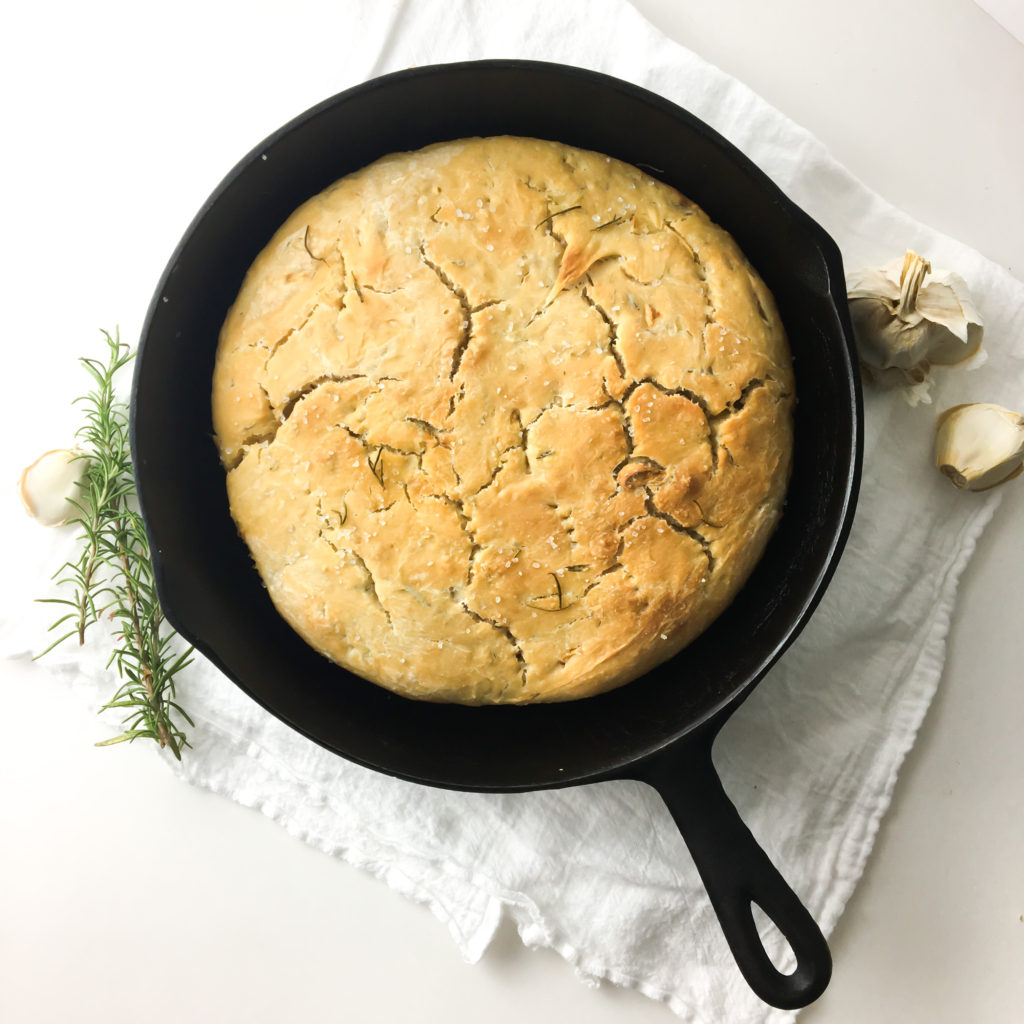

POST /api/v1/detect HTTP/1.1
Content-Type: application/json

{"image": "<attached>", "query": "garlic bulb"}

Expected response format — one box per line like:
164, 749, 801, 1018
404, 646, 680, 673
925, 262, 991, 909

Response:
935, 403, 1024, 492
847, 250, 983, 390
18, 448, 89, 525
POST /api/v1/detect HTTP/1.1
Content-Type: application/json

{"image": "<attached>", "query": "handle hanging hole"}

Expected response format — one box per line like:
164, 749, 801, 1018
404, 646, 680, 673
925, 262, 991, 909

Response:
751, 902, 798, 976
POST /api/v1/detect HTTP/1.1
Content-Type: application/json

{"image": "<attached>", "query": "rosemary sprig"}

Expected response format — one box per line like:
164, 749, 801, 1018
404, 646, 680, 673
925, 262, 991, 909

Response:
38, 329, 194, 758
368, 446, 386, 485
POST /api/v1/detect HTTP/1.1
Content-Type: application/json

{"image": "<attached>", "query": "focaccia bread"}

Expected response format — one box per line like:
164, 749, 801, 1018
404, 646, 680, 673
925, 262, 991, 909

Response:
212, 136, 794, 704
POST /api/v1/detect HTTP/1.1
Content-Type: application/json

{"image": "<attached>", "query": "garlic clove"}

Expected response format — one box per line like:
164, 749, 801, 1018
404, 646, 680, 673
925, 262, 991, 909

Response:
848, 300, 933, 387
846, 264, 900, 304
935, 403, 1024, 492
847, 250, 983, 390
916, 267, 984, 360
18, 448, 89, 525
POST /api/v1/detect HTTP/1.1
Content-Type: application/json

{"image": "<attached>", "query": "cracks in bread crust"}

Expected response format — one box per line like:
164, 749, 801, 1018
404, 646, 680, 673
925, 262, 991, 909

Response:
212, 137, 794, 704
349, 550, 392, 624
417, 244, 474, 379
579, 285, 626, 380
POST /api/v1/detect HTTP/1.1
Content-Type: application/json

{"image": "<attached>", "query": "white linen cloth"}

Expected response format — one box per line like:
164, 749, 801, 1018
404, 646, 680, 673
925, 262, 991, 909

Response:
3, 1, 1023, 1021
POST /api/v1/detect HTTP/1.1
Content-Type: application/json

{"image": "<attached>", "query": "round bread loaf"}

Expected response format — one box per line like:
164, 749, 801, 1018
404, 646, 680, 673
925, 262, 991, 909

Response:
212, 136, 794, 704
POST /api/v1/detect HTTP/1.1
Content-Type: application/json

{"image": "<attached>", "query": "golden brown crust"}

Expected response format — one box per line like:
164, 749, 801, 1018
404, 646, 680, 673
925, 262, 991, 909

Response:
212, 136, 794, 704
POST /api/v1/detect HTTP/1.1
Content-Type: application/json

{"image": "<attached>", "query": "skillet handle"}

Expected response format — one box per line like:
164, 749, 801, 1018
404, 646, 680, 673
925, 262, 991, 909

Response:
642, 734, 831, 1009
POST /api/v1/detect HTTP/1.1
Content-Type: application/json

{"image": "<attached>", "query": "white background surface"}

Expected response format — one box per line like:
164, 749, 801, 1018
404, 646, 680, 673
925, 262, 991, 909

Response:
2, 2, 1022, 1022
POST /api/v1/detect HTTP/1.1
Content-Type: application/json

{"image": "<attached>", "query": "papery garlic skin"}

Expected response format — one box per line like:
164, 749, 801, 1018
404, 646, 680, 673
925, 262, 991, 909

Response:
847, 251, 983, 390
935, 403, 1024, 492
18, 448, 89, 525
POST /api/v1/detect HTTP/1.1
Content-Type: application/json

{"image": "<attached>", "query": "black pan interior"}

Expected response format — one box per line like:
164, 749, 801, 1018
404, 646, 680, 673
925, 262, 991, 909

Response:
133, 61, 861, 792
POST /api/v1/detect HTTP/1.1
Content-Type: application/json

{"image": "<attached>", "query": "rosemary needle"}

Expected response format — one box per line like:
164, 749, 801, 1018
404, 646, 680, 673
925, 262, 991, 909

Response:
38, 329, 194, 758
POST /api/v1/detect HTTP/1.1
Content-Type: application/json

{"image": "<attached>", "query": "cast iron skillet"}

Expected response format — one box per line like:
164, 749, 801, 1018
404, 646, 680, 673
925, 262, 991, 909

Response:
132, 60, 862, 1009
